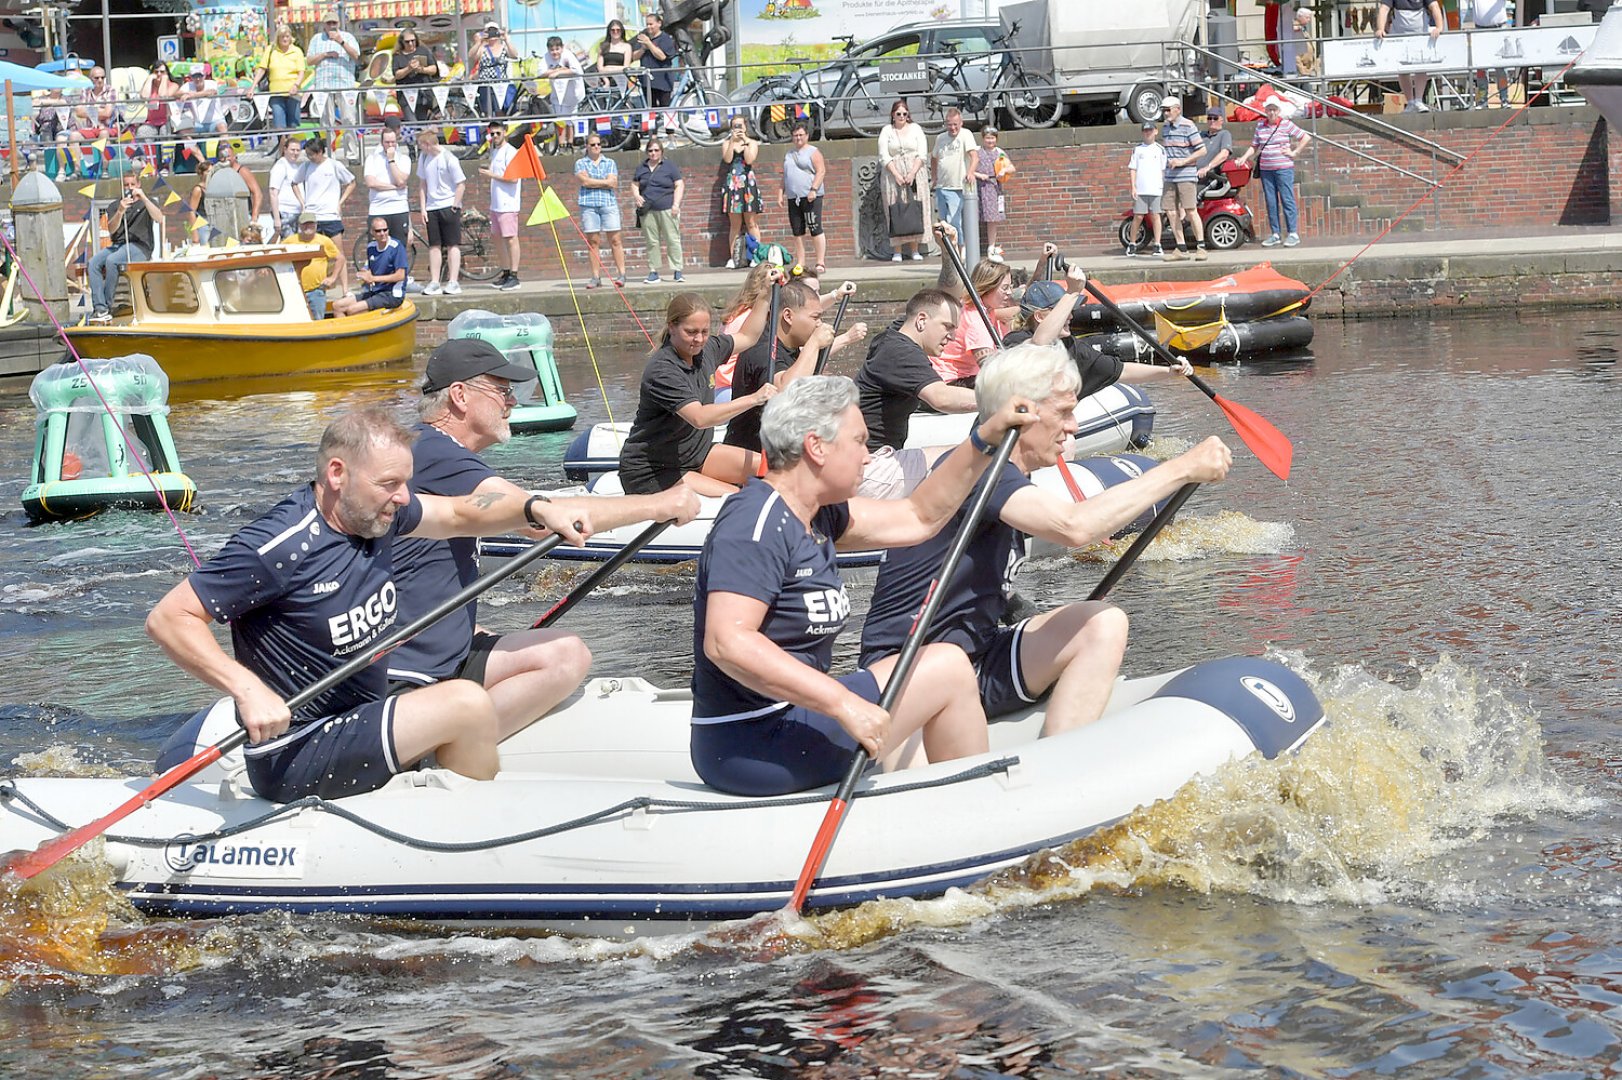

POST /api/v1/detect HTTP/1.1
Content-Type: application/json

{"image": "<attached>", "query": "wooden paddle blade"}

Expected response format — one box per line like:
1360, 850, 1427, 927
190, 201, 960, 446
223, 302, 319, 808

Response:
1213, 391, 1294, 481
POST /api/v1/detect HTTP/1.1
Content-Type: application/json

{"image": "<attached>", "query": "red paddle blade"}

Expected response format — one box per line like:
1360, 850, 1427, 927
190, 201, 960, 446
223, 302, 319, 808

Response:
1213, 391, 1293, 481
786, 796, 850, 914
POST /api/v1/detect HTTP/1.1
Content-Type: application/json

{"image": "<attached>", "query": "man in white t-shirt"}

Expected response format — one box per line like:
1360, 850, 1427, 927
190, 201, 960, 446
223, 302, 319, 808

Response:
930, 108, 976, 248
174, 67, 227, 170
1127, 122, 1168, 258
1471, 0, 1515, 109
294, 136, 356, 291
415, 128, 468, 295
364, 126, 413, 247
542, 35, 586, 150
268, 139, 306, 240
478, 123, 523, 291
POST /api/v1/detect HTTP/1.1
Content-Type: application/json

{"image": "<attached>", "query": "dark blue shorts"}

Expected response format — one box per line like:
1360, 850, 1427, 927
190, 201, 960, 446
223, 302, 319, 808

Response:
243, 696, 401, 802
976, 622, 1042, 720
690, 670, 880, 796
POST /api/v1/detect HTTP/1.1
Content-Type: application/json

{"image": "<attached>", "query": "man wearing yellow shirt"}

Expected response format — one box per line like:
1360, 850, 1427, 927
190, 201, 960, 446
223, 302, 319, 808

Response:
295, 211, 343, 319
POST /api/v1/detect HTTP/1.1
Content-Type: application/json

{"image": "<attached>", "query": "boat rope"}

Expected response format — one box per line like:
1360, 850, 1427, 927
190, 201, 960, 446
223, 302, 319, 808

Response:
1303, 51, 1586, 306
0, 756, 1018, 855
538, 205, 621, 447
0, 230, 203, 568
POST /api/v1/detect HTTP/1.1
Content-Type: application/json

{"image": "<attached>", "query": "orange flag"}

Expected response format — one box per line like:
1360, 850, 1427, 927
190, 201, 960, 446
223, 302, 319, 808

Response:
502, 134, 546, 183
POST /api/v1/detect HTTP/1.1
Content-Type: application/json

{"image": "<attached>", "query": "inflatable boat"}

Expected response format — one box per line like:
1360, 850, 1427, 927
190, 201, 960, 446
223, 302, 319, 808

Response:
481, 453, 1165, 566
562, 383, 1157, 481
20, 356, 197, 522
446, 310, 577, 434
0, 657, 1326, 935
1091, 315, 1315, 363
1072, 264, 1311, 331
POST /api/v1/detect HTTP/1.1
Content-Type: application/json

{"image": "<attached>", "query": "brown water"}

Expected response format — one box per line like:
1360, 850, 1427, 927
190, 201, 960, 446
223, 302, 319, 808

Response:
0, 310, 1617, 1077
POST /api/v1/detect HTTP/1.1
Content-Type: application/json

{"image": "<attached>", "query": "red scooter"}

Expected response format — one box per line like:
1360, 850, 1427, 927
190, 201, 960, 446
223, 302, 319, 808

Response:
1117, 161, 1257, 253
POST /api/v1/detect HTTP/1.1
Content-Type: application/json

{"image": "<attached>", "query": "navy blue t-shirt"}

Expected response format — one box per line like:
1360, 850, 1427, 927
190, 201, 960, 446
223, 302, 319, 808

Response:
619, 333, 734, 495
692, 479, 853, 721
365, 237, 409, 299
188, 484, 425, 721
386, 424, 497, 686
859, 458, 1032, 667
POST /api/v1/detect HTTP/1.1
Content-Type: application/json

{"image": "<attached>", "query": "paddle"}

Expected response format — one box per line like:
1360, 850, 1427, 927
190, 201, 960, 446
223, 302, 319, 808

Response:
529, 519, 670, 629
787, 421, 1023, 914
3, 525, 582, 882
813, 289, 853, 377
1082, 279, 1293, 482
1087, 482, 1198, 602
936, 229, 1089, 501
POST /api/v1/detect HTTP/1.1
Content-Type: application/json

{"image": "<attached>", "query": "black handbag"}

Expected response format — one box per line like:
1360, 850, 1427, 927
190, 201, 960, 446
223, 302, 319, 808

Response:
887, 188, 924, 237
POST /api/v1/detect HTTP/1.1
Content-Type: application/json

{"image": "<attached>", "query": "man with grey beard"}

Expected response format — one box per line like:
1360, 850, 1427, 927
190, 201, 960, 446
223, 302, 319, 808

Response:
145, 404, 593, 803
386, 339, 698, 736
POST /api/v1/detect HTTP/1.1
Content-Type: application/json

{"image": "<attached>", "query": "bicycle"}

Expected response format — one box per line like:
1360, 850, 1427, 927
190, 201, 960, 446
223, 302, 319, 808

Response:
846, 21, 1062, 137
746, 34, 865, 143
531, 73, 648, 155
350, 207, 501, 286
664, 36, 731, 148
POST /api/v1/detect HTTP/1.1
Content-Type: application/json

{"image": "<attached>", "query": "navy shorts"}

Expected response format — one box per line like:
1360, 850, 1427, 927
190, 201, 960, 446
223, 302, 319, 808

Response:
975, 621, 1042, 720
243, 696, 401, 802
364, 291, 403, 310
690, 670, 880, 796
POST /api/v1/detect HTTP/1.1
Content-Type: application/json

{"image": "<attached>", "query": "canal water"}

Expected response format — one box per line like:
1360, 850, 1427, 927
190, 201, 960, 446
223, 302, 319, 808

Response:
0, 310, 1616, 1076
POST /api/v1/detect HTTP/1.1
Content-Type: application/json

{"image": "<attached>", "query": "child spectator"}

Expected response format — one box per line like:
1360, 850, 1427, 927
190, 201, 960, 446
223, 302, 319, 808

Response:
1127, 122, 1167, 258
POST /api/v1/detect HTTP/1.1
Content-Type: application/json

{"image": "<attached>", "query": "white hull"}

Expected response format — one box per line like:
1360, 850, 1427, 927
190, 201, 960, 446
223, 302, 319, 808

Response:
0, 657, 1324, 936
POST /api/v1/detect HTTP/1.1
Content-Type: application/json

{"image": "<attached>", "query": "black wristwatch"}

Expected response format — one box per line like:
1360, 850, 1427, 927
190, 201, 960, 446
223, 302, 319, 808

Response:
968, 426, 996, 457
523, 493, 551, 528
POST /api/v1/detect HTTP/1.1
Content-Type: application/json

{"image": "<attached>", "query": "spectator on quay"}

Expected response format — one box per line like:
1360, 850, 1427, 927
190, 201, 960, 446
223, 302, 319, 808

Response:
969, 126, 1012, 260
294, 136, 357, 289
1234, 98, 1311, 248
184, 159, 213, 243
1293, 7, 1321, 77
1470, 0, 1515, 109
254, 27, 307, 149
542, 35, 587, 147
294, 210, 342, 318
268, 138, 304, 239
1376, 0, 1445, 112
473, 23, 515, 118
364, 125, 412, 247
633, 138, 685, 283
778, 121, 826, 276
479, 123, 523, 291
239, 223, 265, 245
931, 107, 975, 249
721, 115, 762, 269
307, 17, 361, 130
1159, 98, 1206, 261
391, 30, 444, 123
137, 62, 178, 149
632, 13, 677, 142
878, 99, 930, 262
1126, 121, 1167, 258
174, 66, 228, 172
416, 127, 466, 296
88, 172, 161, 324
64, 66, 119, 176
577, 134, 626, 289
594, 19, 635, 89
332, 216, 407, 316
218, 141, 265, 223
1195, 107, 1233, 182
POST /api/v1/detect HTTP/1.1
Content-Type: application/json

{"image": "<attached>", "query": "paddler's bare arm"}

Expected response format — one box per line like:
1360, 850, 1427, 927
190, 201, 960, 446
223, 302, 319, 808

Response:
145, 580, 291, 744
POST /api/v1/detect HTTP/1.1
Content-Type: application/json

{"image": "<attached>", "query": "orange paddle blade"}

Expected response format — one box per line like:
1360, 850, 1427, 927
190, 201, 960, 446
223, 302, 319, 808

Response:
1212, 390, 1293, 481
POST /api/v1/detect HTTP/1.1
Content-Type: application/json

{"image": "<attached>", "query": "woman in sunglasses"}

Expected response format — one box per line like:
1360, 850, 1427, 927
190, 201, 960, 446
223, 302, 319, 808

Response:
392, 31, 444, 123
878, 98, 930, 262
594, 20, 634, 90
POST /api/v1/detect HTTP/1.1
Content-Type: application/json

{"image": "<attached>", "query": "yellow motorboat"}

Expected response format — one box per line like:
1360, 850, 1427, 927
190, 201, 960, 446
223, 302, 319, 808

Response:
64, 245, 417, 385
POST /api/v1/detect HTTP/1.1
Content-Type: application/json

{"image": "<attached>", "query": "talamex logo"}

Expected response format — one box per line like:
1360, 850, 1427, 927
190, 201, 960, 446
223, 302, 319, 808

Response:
164, 839, 303, 875
1241, 676, 1296, 723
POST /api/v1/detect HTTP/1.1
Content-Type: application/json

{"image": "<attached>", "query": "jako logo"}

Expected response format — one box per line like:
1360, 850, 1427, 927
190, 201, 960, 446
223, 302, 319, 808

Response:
312, 581, 341, 595
1241, 676, 1296, 723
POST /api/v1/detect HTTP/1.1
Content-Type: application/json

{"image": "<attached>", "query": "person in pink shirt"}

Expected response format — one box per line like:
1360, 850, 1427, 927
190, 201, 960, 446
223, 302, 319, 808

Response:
933, 258, 1014, 385
1233, 99, 1312, 247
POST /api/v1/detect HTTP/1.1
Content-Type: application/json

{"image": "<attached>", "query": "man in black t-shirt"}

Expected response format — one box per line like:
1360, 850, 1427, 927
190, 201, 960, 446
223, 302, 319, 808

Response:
88, 172, 161, 324
854, 288, 979, 451
1006, 269, 1192, 395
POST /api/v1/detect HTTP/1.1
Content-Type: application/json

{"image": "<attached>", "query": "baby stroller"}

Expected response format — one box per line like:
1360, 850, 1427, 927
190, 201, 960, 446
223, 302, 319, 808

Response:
1117, 160, 1257, 252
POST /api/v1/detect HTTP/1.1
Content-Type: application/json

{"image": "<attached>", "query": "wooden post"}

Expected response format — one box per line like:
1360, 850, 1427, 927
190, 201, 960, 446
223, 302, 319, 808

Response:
5, 80, 18, 188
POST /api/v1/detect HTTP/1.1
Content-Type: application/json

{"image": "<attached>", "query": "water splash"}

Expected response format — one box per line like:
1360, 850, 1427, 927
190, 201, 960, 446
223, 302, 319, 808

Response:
1070, 510, 1295, 565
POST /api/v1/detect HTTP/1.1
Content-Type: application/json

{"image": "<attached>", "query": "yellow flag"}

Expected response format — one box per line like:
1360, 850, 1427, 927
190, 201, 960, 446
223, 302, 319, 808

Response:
1153, 309, 1224, 352
92, 138, 107, 154
526, 185, 572, 226
769, 103, 786, 123
78, 184, 97, 198
204, 138, 218, 159
164, 190, 181, 206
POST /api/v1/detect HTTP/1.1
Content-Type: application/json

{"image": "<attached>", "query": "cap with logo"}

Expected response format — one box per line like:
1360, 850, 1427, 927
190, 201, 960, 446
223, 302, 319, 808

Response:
422, 338, 536, 393
1141, 121, 1157, 131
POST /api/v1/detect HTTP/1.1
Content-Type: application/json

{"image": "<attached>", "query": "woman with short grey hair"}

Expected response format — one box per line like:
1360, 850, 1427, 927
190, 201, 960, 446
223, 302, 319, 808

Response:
689, 374, 1036, 797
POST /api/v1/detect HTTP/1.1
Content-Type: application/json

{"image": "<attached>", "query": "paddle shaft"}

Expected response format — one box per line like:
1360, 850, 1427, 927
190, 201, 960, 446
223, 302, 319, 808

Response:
1087, 483, 1198, 602
813, 291, 853, 376
787, 424, 1023, 913
5, 527, 575, 881
530, 519, 671, 629
1080, 280, 1221, 402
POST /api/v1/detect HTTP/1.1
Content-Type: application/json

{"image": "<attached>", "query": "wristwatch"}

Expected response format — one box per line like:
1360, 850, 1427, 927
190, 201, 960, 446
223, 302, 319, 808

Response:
523, 493, 551, 527
968, 426, 996, 457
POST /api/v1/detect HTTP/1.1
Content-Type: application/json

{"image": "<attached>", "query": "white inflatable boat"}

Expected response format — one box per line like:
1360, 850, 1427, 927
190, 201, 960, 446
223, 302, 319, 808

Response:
562, 384, 1157, 481
481, 453, 1169, 566
0, 656, 1325, 936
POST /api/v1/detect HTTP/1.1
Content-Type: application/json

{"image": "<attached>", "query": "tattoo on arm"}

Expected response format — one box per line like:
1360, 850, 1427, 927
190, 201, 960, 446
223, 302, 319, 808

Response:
469, 492, 506, 510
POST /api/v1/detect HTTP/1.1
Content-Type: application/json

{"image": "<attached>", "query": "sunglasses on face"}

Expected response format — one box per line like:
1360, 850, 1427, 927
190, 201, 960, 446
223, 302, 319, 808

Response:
371, 227, 390, 233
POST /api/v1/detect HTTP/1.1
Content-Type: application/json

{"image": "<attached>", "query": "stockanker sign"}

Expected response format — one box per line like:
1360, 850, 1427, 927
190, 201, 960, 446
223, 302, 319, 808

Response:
878, 58, 928, 96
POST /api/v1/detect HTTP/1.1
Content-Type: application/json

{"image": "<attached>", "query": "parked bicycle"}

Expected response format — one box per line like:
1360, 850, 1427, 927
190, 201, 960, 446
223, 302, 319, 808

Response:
531, 72, 649, 155
846, 22, 1062, 137
745, 34, 867, 143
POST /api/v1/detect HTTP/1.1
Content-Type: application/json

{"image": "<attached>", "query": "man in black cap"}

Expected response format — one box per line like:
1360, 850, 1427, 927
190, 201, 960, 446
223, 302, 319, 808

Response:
1195, 107, 1234, 184
386, 338, 699, 733
1005, 265, 1192, 389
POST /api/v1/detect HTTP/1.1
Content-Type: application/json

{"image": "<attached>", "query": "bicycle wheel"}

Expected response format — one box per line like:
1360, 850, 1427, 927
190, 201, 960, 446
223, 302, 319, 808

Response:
671, 81, 728, 146
1003, 72, 1063, 130
916, 78, 957, 133
458, 215, 502, 282
755, 88, 799, 143
844, 75, 889, 139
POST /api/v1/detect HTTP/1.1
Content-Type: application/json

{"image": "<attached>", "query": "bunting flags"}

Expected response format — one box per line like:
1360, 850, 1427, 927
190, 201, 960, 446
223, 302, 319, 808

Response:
594, 116, 611, 134
254, 95, 271, 120
526, 185, 570, 227
704, 109, 720, 129
639, 112, 653, 133
793, 102, 809, 119
769, 103, 786, 123
572, 119, 589, 139
204, 138, 219, 160
77, 183, 96, 198
405, 88, 420, 112
164, 190, 182, 206
431, 85, 450, 113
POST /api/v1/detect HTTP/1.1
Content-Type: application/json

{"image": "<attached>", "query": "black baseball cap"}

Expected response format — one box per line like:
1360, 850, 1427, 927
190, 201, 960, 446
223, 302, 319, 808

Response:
422, 338, 535, 392
1206, 106, 1224, 119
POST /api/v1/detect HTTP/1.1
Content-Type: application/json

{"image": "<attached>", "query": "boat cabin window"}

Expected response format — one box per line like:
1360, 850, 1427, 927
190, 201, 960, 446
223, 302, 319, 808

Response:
142, 271, 199, 315
216, 267, 284, 315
